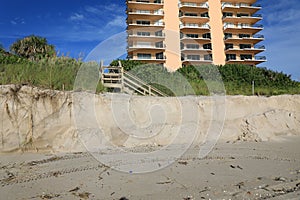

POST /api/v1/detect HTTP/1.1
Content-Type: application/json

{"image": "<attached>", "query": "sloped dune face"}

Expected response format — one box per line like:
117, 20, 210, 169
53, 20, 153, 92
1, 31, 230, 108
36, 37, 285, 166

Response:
0, 85, 299, 154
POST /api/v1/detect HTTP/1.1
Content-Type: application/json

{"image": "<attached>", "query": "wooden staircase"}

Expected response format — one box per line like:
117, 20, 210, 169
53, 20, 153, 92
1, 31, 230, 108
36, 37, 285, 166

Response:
100, 61, 167, 97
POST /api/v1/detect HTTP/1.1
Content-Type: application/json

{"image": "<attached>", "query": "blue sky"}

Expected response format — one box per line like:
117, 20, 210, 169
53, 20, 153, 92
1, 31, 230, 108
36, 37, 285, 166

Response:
0, 0, 299, 80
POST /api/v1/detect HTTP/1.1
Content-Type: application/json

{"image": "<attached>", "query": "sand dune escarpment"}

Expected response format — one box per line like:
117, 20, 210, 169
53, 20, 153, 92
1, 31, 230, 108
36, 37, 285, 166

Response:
0, 85, 299, 153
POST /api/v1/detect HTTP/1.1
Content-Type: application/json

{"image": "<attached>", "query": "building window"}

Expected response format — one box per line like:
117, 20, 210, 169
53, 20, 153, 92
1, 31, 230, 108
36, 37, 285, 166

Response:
185, 13, 198, 16
137, 32, 150, 36
202, 33, 211, 39
181, 53, 185, 61
201, 12, 209, 17
137, 20, 150, 25
136, 10, 151, 14
155, 30, 163, 36
226, 54, 236, 61
240, 54, 252, 60
224, 33, 232, 39
240, 44, 251, 49
186, 23, 198, 27
187, 55, 200, 60
137, 53, 151, 59
239, 34, 250, 38
156, 52, 164, 59
155, 41, 164, 48
186, 44, 200, 49
203, 43, 212, 50
186, 34, 199, 38
204, 54, 212, 61
237, 13, 249, 17
137, 42, 151, 47
225, 43, 233, 50
223, 12, 233, 17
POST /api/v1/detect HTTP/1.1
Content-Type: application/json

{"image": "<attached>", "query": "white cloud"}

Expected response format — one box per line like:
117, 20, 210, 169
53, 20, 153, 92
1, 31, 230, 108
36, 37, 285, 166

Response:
103, 4, 124, 14
258, 0, 300, 79
9, 17, 25, 25
85, 6, 99, 14
106, 15, 126, 28
70, 13, 84, 21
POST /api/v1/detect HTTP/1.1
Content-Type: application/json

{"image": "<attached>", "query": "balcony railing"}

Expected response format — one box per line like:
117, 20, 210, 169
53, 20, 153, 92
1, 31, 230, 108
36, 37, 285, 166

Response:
128, 44, 166, 49
128, 10, 164, 15
226, 45, 265, 50
128, 33, 165, 38
253, 45, 265, 49
127, 0, 164, 5
182, 58, 212, 62
255, 56, 266, 60
180, 23, 210, 29
181, 35, 211, 40
178, 2, 209, 8
224, 24, 263, 29
128, 21, 165, 26
181, 47, 212, 51
222, 3, 261, 9
225, 34, 264, 40
253, 34, 264, 38
136, 57, 166, 60
223, 13, 262, 19
226, 56, 266, 61
241, 3, 262, 8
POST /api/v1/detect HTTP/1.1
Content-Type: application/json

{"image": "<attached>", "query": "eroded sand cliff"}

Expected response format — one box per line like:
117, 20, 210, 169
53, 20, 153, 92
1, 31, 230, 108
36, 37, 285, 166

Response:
0, 85, 299, 153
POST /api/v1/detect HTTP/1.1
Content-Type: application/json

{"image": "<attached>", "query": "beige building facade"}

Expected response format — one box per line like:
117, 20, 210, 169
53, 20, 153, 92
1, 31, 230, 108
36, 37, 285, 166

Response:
126, 0, 265, 71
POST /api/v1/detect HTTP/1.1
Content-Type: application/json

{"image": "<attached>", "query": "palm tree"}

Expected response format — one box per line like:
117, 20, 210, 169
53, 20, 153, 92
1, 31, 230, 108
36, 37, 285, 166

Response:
10, 35, 56, 60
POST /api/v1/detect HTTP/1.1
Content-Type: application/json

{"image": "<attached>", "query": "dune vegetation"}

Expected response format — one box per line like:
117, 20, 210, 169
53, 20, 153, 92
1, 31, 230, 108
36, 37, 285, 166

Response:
0, 36, 299, 96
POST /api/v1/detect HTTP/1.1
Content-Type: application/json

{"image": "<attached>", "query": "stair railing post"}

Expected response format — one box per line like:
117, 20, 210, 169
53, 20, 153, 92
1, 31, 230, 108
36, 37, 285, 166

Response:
100, 60, 104, 85
118, 61, 124, 93
149, 85, 152, 96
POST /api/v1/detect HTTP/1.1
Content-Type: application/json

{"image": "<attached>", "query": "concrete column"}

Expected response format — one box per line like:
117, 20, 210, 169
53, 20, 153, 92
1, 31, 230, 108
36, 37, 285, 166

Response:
208, 0, 226, 65
164, 0, 182, 71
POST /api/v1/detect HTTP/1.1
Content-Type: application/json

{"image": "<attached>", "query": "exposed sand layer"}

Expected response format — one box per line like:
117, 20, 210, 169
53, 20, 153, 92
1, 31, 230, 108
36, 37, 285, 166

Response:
0, 85, 300, 199
0, 85, 299, 153
0, 136, 299, 199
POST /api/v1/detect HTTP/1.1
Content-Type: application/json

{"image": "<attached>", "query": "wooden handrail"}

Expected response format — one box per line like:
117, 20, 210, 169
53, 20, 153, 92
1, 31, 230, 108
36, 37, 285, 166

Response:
100, 64, 167, 97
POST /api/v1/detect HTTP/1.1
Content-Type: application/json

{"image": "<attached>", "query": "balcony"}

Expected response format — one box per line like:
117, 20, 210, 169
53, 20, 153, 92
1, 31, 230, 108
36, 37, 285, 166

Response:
179, 2, 208, 8
127, 0, 164, 10
224, 34, 264, 44
179, 2, 209, 12
222, 3, 261, 14
221, 0, 257, 4
128, 21, 165, 28
135, 57, 166, 61
127, 9, 164, 16
182, 58, 213, 64
223, 14, 262, 24
128, 0, 164, 3
224, 23, 263, 34
181, 35, 211, 42
180, 14, 209, 24
181, 46, 212, 52
226, 56, 266, 64
128, 43, 166, 50
225, 45, 265, 53
128, 33, 165, 39
242, 45, 265, 53
180, 23, 210, 30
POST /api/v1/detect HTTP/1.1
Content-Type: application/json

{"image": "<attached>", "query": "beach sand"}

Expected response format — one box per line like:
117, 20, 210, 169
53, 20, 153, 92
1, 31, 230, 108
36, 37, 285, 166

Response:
1, 135, 299, 200
1, 85, 300, 199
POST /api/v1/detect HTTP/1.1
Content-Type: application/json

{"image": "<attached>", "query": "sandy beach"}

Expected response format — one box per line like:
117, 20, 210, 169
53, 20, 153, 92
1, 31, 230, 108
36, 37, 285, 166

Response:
0, 85, 300, 199
1, 135, 300, 200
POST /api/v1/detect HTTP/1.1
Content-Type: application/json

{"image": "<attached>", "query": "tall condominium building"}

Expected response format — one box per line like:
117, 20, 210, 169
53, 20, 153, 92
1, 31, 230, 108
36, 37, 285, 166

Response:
126, 0, 266, 71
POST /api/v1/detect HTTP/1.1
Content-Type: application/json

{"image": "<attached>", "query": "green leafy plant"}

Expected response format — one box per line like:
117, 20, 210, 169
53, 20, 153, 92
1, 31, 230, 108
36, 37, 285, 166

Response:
10, 35, 56, 61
